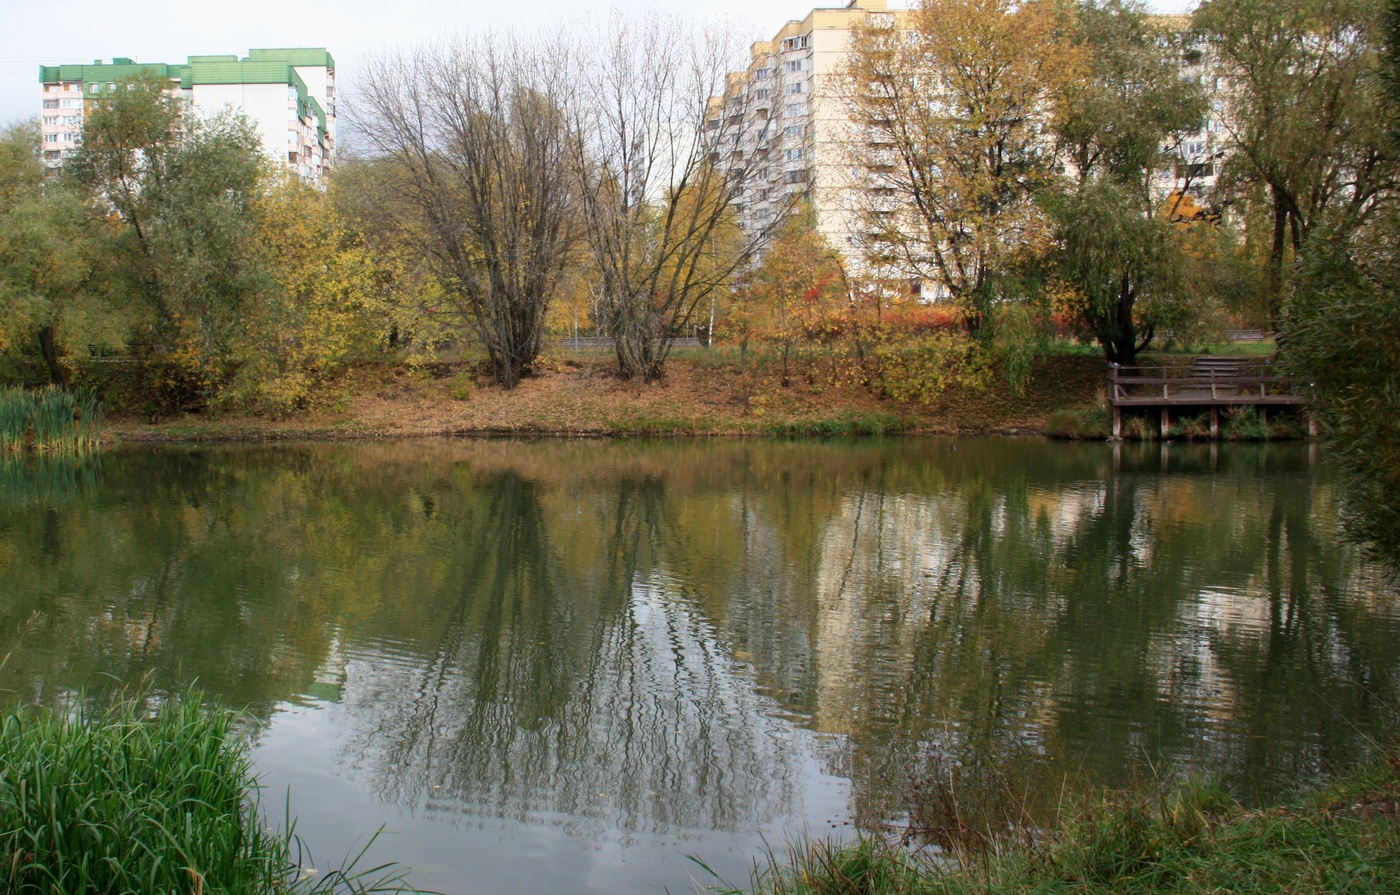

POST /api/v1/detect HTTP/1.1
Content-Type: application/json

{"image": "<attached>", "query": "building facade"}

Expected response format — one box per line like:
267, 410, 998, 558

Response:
719, 2, 1225, 269
38, 48, 335, 180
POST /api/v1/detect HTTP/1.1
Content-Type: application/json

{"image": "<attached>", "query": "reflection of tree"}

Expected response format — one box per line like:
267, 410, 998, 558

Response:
0, 437, 1396, 844
333, 470, 803, 834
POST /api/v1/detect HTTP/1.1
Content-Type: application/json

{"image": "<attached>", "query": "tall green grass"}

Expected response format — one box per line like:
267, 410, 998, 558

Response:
719, 755, 1400, 895
0, 691, 421, 894
0, 386, 102, 455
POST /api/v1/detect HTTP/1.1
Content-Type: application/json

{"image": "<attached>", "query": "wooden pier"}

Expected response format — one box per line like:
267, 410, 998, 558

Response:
1107, 357, 1312, 439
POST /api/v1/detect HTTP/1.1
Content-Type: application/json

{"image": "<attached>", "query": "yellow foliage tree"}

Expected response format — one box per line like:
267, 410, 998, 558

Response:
233, 175, 389, 414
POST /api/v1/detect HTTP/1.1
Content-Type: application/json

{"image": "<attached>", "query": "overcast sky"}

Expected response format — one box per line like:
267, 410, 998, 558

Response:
0, 0, 1198, 127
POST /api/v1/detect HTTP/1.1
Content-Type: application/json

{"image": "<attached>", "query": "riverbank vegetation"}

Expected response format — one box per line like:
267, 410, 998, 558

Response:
725, 750, 1400, 895
0, 0, 1392, 439
0, 385, 100, 454
0, 690, 418, 894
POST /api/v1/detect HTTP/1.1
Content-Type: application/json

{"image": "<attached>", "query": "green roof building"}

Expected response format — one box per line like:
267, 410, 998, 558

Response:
39, 48, 336, 179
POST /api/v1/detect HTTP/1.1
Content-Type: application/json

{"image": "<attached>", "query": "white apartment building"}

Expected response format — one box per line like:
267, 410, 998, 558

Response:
38, 48, 336, 180
716, 0, 914, 260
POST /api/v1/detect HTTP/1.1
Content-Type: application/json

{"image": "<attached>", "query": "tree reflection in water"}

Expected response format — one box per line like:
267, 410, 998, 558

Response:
0, 438, 1396, 845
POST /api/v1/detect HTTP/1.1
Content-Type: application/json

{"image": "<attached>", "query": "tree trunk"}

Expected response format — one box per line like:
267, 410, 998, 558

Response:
1267, 186, 1289, 329
38, 325, 67, 387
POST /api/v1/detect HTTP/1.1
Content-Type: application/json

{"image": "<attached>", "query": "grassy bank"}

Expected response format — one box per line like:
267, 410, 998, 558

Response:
725, 754, 1400, 895
0, 691, 417, 894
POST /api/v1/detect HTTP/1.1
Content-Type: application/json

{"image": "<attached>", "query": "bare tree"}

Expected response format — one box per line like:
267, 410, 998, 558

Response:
570, 15, 774, 382
353, 36, 577, 388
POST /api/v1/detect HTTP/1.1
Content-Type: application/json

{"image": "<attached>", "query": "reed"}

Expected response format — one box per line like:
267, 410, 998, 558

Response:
0, 385, 102, 455
0, 690, 421, 894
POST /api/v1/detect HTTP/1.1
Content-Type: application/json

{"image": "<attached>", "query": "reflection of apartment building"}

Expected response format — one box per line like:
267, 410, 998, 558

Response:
719, 2, 1225, 262
38, 48, 336, 180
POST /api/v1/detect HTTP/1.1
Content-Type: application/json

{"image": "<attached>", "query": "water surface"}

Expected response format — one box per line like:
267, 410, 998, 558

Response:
1, 438, 1396, 894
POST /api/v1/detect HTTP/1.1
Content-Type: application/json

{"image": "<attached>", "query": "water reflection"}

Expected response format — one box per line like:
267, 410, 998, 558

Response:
0, 438, 1396, 892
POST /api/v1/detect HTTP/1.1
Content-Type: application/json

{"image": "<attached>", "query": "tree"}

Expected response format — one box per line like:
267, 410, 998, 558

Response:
1281, 0, 1400, 561
0, 122, 124, 385
843, 0, 1082, 334
570, 15, 770, 382
354, 37, 579, 389
1195, 0, 1395, 324
232, 174, 388, 414
68, 76, 268, 403
739, 201, 846, 386
1045, 1, 1208, 364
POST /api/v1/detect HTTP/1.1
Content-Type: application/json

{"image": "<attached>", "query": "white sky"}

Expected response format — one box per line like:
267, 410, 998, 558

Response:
0, 0, 1198, 128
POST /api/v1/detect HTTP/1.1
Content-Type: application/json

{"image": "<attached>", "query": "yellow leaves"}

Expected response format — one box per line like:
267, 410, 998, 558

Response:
232, 174, 391, 415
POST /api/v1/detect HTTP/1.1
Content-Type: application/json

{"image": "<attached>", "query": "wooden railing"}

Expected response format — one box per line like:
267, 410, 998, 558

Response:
1106, 357, 1311, 438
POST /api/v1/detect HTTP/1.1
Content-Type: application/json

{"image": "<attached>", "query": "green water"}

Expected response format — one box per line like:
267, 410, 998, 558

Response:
0, 438, 1395, 894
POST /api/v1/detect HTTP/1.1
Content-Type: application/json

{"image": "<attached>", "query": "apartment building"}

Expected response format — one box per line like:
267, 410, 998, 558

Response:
719, 2, 1225, 265
38, 48, 336, 180
715, 0, 913, 259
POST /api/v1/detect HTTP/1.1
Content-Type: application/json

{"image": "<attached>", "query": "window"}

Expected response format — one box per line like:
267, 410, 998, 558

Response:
785, 102, 806, 118
755, 88, 769, 101
780, 35, 809, 52
782, 169, 808, 184
786, 60, 804, 73
43, 99, 58, 109
755, 68, 771, 81
787, 82, 804, 95
44, 133, 57, 143
784, 125, 804, 138
61, 98, 81, 109
785, 147, 805, 161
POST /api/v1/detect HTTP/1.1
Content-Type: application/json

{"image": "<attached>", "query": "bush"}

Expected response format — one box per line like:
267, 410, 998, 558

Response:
1045, 406, 1112, 440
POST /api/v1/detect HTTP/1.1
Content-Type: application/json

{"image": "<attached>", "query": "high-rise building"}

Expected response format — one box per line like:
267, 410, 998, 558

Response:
719, 2, 1225, 268
38, 48, 336, 180
718, 0, 913, 260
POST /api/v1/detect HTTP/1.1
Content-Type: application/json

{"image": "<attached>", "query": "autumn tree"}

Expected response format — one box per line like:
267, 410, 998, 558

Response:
843, 0, 1081, 334
570, 15, 772, 382
67, 76, 268, 403
230, 175, 388, 414
739, 201, 846, 386
0, 121, 128, 385
1044, 1, 1208, 364
1195, 0, 1395, 324
354, 36, 579, 389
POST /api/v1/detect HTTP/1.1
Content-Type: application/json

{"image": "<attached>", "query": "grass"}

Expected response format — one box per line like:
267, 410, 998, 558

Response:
761, 412, 906, 438
0, 386, 102, 455
0, 689, 423, 895
716, 753, 1400, 895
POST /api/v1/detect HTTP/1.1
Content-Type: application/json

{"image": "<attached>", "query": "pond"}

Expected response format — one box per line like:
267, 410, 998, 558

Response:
1, 437, 1397, 894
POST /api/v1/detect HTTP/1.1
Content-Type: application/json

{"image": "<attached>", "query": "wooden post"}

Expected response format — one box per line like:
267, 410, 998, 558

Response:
1160, 407, 1170, 439
1210, 406, 1219, 438
1113, 406, 1122, 439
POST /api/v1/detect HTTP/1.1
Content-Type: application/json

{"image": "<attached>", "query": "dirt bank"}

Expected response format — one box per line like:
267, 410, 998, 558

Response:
106, 351, 1107, 443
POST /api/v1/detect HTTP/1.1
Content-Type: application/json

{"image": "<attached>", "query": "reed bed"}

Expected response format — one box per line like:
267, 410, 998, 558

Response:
0, 386, 102, 455
0, 691, 420, 894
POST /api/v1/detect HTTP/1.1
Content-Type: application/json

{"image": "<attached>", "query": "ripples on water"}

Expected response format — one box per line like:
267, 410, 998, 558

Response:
0, 438, 1396, 894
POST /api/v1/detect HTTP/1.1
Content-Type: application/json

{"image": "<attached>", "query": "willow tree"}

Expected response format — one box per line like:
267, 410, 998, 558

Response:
843, 0, 1082, 334
355, 36, 578, 389
570, 15, 769, 382
1045, 1, 1207, 364
1195, 0, 1395, 324
0, 122, 122, 386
